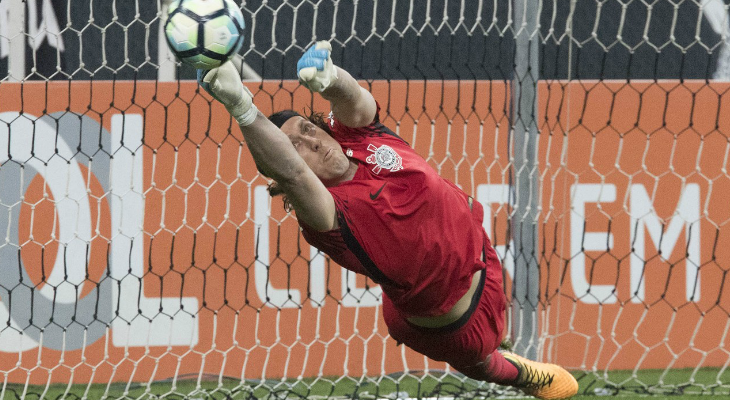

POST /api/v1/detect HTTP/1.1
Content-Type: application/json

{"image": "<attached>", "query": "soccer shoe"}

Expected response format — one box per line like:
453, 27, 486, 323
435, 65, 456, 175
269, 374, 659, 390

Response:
297, 41, 339, 92
501, 351, 578, 400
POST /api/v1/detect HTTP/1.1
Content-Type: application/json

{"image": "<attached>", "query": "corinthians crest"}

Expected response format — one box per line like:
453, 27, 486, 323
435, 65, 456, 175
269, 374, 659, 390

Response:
366, 144, 404, 174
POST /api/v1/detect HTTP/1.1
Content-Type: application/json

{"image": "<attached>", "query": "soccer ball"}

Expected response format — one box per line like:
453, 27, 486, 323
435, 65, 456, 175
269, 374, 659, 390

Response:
164, 0, 245, 70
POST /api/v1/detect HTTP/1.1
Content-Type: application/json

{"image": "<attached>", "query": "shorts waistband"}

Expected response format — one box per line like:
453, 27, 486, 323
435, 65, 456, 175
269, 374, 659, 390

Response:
406, 267, 486, 334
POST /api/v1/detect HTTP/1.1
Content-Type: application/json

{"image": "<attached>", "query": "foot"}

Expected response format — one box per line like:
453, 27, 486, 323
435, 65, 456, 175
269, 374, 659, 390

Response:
501, 351, 578, 399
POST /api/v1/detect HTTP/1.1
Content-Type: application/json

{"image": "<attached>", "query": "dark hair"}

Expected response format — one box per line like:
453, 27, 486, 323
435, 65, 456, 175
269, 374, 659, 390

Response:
265, 109, 334, 211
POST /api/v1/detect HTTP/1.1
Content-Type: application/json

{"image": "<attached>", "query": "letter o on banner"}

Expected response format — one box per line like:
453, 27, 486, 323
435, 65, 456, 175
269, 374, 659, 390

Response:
0, 112, 114, 351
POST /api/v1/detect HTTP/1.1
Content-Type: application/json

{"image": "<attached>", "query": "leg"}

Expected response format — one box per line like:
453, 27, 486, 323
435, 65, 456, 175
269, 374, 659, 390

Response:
454, 349, 518, 384
455, 350, 578, 399
383, 266, 578, 399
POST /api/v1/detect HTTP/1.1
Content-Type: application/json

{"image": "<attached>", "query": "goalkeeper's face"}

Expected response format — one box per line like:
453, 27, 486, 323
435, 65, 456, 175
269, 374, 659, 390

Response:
281, 116, 352, 185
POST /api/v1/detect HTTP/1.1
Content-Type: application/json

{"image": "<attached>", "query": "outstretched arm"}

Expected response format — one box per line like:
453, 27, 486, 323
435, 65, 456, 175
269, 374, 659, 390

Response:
298, 41, 377, 128
199, 63, 338, 231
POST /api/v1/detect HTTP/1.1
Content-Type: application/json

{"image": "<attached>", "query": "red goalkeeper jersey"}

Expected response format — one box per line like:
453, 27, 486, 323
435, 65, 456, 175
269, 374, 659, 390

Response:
300, 109, 501, 318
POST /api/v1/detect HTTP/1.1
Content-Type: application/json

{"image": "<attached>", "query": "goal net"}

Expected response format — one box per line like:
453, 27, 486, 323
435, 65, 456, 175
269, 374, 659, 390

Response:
0, 0, 729, 398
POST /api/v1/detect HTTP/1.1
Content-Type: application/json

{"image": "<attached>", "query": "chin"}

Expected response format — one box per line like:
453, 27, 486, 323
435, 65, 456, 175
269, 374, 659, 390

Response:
335, 157, 351, 174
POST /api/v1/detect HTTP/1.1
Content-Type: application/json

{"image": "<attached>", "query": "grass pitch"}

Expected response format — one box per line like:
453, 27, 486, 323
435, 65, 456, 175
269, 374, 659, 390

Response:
2, 367, 728, 399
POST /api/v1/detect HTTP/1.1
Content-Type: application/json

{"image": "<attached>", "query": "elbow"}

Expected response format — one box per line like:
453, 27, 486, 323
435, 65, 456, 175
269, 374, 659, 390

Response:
331, 87, 376, 128
350, 112, 375, 128
332, 107, 375, 128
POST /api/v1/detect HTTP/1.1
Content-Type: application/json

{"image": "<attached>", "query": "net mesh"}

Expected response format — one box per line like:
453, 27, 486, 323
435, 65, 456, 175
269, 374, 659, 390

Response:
0, 0, 729, 398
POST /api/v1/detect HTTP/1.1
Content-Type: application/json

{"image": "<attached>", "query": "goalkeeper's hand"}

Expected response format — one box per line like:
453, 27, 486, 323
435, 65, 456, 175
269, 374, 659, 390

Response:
197, 62, 258, 126
297, 41, 339, 93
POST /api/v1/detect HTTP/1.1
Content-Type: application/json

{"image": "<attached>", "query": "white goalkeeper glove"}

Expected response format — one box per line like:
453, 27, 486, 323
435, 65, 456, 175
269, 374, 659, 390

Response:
197, 62, 258, 126
297, 41, 339, 93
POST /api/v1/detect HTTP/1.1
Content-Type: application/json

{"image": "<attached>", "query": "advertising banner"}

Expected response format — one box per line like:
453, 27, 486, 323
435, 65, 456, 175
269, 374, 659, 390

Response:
0, 80, 727, 384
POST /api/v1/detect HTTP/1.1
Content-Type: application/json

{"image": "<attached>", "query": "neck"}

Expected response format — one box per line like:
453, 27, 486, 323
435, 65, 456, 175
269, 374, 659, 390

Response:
342, 160, 358, 182
322, 160, 359, 188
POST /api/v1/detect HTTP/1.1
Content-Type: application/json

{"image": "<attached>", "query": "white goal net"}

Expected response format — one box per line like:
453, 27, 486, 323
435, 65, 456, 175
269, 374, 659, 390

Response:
0, 0, 729, 398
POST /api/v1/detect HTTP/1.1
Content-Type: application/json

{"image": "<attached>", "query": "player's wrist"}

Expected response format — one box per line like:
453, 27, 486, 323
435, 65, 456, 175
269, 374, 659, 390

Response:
230, 101, 258, 126
226, 85, 258, 126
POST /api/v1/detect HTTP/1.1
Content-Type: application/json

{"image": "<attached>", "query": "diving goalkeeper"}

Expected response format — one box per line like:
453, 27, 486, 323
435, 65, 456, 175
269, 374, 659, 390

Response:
198, 41, 579, 400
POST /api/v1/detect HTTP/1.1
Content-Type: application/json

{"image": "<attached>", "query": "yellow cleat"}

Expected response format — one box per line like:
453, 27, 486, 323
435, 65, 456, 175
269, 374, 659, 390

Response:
501, 351, 579, 400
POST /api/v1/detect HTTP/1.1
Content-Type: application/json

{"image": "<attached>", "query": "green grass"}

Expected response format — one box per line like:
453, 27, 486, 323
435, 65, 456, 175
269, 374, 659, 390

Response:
573, 367, 730, 399
2, 368, 728, 399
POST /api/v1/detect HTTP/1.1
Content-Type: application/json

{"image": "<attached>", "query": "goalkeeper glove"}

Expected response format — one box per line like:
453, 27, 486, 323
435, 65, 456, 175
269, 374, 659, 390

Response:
197, 62, 258, 126
297, 41, 339, 92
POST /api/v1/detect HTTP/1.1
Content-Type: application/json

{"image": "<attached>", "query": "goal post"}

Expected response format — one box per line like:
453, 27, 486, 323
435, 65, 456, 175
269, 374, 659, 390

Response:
0, 0, 729, 398
511, 0, 541, 362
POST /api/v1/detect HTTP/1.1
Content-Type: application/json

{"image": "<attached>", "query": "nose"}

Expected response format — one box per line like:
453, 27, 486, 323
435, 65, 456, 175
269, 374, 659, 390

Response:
303, 136, 321, 151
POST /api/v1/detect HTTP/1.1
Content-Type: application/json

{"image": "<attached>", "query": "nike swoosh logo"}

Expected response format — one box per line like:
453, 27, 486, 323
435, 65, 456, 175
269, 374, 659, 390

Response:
370, 182, 387, 200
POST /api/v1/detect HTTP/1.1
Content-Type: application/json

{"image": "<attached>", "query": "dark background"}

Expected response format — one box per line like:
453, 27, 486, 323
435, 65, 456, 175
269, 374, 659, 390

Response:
1, 0, 728, 81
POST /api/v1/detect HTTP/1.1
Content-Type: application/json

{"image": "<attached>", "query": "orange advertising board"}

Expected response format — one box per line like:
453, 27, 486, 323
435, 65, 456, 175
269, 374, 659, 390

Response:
538, 81, 730, 371
0, 79, 727, 385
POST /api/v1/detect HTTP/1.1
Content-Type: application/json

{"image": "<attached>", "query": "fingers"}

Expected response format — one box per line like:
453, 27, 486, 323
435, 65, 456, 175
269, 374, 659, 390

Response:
297, 49, 328, 71
297, 55, 326, 70
298, 41, 332, 72
314, 40, 332, 51
309, 49, 330, 59
201, 67, 218, 85
197, 67, 219, 102
202, 67, 225, 97
196, 61, 245, 107
298, 66, 317, 82
297, 41, 337, 92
